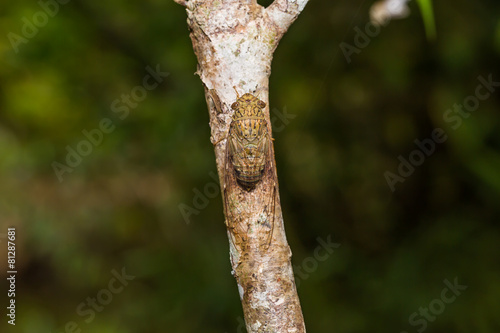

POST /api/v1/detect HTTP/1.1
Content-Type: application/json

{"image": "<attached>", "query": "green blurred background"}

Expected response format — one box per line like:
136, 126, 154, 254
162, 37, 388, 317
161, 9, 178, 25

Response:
1, 0, 499, 332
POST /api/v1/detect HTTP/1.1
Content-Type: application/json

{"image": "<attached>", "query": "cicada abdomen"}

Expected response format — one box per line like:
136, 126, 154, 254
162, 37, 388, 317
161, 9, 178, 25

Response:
228, 93, 269, 190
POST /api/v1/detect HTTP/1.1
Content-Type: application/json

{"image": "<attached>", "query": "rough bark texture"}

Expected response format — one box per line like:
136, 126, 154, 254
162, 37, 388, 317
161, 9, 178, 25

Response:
174, 0, 309, 331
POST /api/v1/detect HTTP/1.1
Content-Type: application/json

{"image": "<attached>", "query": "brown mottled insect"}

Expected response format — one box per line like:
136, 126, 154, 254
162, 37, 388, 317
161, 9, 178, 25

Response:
221, 89, 277, 249
228, 92, 269, 189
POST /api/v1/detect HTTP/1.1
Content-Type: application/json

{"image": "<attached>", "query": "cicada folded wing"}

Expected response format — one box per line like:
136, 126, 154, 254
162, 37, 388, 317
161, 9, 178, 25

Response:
223, 91, 278, 250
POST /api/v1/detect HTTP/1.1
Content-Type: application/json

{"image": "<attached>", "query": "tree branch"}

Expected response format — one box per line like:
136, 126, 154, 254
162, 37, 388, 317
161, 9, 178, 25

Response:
176, 0, 309, 331
267, 0, 310, 31
172, 0, 188, 7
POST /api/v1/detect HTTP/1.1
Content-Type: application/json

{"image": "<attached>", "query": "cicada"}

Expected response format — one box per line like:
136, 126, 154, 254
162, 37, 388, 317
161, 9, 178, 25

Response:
221, 89, 277, 249
228, 92, 269, 189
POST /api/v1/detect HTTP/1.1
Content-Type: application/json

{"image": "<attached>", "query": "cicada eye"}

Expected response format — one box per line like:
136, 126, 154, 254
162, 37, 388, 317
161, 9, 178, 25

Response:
231, 102, 239, 109
257, 100, 266, 109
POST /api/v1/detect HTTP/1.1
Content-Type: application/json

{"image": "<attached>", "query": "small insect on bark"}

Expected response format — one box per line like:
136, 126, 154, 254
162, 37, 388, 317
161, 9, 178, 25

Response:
228, 91, 269, 189
221, 88, 277, 249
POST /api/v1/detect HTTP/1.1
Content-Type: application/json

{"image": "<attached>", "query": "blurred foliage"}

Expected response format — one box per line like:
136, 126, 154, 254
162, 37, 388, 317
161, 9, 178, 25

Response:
416, 0, 436, 40
0, 0, 499, 332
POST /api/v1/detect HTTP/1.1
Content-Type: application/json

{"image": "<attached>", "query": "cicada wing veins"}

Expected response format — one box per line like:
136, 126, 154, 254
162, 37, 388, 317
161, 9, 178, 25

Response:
223, 127, 246, 247
222, 91, 278, 251
259, 128, 277, 250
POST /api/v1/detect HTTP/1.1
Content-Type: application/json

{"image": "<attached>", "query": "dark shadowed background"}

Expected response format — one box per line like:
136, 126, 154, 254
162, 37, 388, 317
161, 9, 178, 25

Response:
1, 0, 499, 332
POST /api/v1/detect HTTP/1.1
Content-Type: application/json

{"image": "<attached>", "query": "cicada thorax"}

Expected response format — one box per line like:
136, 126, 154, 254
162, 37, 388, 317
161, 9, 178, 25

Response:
228, 93, 269, 190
